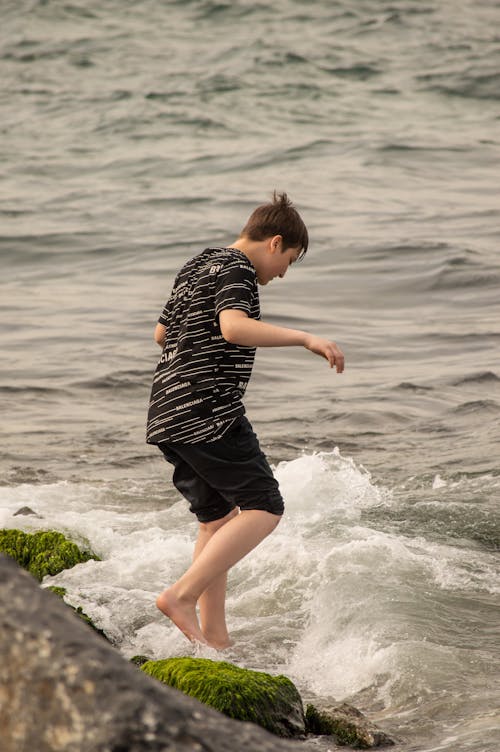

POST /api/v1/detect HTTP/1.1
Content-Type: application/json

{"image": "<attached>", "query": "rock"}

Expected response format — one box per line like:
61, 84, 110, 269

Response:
0, 528, 99, 581
0, 555, 299, 752
13, 506, 39, 517
305, 702, 395, 748
131, 655, 152, 667
142, 657, 305, 738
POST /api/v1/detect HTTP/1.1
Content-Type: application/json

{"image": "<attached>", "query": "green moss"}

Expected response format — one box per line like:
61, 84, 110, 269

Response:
141, 657, 305, 737
47, 585, 68, 598
0, 529, 99, 581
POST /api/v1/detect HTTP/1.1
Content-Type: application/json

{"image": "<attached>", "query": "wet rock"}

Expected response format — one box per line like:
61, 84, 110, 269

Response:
131, 655, 152, 667
0, 528, 99, 581
305, 702, 395, 748
13, 506, 39, 516
142, 657, 305, 738
0, 555, 299, 752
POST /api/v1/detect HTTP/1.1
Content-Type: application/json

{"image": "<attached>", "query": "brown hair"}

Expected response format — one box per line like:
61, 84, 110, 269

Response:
240, 191, 309, 257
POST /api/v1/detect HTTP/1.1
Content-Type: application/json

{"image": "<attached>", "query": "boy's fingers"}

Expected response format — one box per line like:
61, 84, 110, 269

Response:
308, 337, 344, 372
330, 345, 344, 373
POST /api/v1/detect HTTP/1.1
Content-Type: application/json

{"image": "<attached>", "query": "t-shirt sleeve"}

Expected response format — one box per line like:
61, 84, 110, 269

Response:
214, 259, 256, 318
157, 273, 181, 325
158, 306, 169, 326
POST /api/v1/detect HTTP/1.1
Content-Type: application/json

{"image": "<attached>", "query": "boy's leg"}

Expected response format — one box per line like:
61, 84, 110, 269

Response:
156, 420, 284, 646
156, 509, 281, 646
193, 508, 239, 648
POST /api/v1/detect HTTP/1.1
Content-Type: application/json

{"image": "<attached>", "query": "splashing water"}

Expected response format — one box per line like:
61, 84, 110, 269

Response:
1, 448, 498, 751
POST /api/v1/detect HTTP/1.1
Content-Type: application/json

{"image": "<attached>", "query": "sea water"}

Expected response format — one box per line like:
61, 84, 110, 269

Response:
1, 2, 499, 750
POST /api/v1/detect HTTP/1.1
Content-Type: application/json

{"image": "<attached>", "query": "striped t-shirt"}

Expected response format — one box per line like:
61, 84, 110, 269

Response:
146, 247, 260, 445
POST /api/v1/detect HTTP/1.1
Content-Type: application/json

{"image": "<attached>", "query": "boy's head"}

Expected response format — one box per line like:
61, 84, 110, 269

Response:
240, 191, 308, 259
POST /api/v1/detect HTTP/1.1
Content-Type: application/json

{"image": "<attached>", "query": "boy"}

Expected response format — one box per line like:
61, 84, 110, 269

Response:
147, 192, 344, 648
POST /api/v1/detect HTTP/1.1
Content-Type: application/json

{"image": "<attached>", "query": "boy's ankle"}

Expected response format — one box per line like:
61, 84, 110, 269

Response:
167, 584, 198, 606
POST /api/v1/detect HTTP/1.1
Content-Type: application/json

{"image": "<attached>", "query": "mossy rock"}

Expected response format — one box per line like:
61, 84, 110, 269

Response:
141, 657, 305, 738
0, 529, 99, 581
305, 703, 394, 748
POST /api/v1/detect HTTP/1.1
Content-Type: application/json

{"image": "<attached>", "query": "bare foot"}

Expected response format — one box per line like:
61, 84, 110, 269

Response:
156, 588, 207, 644
203, 632, 233, 650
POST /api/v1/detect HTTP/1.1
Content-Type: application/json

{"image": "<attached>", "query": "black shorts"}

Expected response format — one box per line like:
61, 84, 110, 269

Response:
157, 416, 284, 523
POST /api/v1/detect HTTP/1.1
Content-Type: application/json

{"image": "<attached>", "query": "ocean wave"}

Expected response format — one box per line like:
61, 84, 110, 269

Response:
377, 142, 469, 153
321, 63, 381, 80
395, 382, 434, 393
191, 0, 265, 21
426, 331, 500, 344
451, 399, 500, 415
417, 69, 500, 101
450, 371, 500, 386
0, 384, 67, 396
359, 243, 500, 295
360, 241, 451, 261
72, 370, 150, 391
428, 256, 500, 291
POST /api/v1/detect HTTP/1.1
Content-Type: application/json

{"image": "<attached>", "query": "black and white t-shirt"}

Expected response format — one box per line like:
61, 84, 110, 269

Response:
146, 247, 260, 445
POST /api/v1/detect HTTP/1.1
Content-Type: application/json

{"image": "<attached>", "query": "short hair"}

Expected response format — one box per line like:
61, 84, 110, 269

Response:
240, 191, 309, 257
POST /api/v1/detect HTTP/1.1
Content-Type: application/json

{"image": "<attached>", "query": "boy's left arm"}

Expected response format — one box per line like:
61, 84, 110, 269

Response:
219, 309, 344, 373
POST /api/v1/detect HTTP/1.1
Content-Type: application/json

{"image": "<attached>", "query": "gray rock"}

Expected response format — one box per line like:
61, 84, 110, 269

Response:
0, 555, 297, 752
13, 506, 39, 516
305, 702, 395, 748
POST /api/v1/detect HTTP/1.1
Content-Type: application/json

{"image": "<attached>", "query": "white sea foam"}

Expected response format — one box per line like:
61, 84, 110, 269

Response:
274, 448, 390, 523
0, 450, 498, 708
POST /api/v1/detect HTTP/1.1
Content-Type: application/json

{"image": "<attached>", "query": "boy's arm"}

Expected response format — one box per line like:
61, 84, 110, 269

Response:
154, 323, 167, 348
219, 309, 344, 373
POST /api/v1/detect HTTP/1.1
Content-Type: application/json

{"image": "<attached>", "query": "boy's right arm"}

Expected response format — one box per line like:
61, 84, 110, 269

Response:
219, 309, 344, 373
154, 323, 167, 348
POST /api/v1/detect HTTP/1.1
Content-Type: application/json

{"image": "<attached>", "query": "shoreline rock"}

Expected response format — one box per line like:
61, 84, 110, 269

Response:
306, 703, 395, 748
0, 555, 300, 752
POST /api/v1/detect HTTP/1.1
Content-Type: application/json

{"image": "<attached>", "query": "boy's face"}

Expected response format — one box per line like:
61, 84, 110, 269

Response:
257, 238, 302, 286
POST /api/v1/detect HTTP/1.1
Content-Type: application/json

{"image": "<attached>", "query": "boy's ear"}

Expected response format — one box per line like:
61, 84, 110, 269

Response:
269, 235, 282, 254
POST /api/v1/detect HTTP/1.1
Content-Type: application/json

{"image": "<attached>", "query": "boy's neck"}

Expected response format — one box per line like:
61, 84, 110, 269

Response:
229, 236, 273, 267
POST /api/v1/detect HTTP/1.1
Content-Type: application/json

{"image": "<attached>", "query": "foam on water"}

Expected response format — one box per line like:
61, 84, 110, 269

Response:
1, 449, 498, 725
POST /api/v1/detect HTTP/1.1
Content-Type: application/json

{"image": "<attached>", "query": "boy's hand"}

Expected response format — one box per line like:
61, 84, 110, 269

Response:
304, 335, 344, 372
